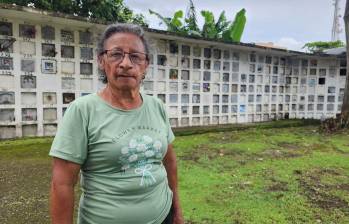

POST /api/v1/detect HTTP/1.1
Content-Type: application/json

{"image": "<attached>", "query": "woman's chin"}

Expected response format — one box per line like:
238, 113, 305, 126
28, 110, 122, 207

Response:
115, 82, 140, 91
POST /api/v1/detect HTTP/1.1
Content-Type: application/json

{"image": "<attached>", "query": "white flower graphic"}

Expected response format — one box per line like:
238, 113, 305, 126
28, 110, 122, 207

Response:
128, 154, 138, 162
153, 140, 162, 150
136, 143, 147, 152
145, 150, 155, 158
121, 147, 129, 154
143, 135, 153, 144
129, 139, 137, 148
122, 164, 130, 170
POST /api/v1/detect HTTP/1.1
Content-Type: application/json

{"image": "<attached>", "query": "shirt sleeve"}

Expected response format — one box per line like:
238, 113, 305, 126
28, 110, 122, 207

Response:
49, 102, 88, 165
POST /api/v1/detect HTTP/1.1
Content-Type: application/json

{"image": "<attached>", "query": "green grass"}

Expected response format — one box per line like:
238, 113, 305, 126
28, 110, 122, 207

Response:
1, 124, 349, 223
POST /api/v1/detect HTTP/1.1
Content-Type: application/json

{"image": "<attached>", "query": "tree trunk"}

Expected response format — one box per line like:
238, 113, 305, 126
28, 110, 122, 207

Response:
341, 0, 349, 121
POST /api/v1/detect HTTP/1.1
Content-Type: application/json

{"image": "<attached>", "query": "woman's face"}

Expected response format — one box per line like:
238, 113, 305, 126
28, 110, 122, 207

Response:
98, 32, 148, 91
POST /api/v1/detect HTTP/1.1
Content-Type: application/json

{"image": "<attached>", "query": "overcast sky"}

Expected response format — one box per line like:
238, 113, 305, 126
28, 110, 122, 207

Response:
124, 0, 346, 51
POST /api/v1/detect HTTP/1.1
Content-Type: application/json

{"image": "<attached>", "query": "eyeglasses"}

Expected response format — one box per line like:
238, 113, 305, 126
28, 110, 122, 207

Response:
101, 48, 148, 65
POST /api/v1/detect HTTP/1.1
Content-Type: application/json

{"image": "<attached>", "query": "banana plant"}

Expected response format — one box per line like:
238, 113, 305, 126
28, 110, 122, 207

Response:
215, 11, 230, 38
201, 10, 216, 39
149, 9, 186, 34
222, 8, 246, 42
184, 0, 201, 36
149, 1, 246, 42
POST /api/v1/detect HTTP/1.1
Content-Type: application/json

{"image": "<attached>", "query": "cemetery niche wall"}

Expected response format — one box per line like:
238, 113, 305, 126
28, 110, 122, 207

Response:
0, 4, 346, 138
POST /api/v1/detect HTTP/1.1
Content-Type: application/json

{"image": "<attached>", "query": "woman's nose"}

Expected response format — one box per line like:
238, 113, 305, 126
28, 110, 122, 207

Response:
118, 53, 133, 68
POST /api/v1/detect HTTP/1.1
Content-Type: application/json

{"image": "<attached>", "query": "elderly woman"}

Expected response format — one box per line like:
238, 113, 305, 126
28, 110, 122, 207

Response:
49, 24, 183, 224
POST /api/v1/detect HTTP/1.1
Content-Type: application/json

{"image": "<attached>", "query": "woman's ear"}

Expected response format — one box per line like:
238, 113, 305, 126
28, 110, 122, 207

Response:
142, 60, 149, 73
97, 55, 105, 71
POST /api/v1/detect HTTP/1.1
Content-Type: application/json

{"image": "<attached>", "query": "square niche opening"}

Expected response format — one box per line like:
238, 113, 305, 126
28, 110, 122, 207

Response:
169, 118, 178, 127
43, 92, 57, 105
0, 57, 13, 70
19, 24, 36, 38
0, 126, 16, 138
20, 75, 36, 89
0, 22, 13, 36
62, 77, 75, 90
20, 41, 36, 55
61, 45, 75, 58
80, 78, 93, 91
62, 93, 75, 104
41, 25, 55, 40
80, 47, 93, 60
21, 59, 35, 72
0, 109, 15, 122
42, 43, 56, 57
21, 92, 36, 105
41, 59, 57, 74
61, 30, 74, 43
22, 108, 37, 121
193, 46, 201, 57
0, 91, 15, 104
80, 63, 93, 75
44, 124, 57, 136
43, 108, 57, 121
22, 124, 37, 137
79, 31, 93, 45
61, 61, 75, 74
0, 75, 14, 89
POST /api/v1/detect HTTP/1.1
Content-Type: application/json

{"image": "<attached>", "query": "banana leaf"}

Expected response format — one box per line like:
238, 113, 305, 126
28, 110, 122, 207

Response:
222, 8, 246, 42
185, 0, 200, 32
149, 9, 172, 29
201, 10, 217, 39
215, 11, 230, 38
149, 9, 185, 33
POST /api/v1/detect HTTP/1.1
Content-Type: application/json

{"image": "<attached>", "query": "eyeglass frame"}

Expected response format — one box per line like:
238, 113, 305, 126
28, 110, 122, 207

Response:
100, 48, 149, 65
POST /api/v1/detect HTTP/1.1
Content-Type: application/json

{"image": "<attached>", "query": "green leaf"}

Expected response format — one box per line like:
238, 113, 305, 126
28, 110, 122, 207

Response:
171, 10, 184, 29
149, 9, 172, 28
201, 10, 217, 39
184, 0, 200, 32
223, 8, 246, 42
302, 40, 345, 53
215, 11, 230, 38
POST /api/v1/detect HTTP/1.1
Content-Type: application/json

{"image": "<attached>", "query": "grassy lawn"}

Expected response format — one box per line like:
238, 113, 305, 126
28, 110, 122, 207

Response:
1, 123, 349, 223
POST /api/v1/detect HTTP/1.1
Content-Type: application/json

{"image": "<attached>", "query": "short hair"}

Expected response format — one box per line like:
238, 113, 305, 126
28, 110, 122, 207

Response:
96, 23, 150, 83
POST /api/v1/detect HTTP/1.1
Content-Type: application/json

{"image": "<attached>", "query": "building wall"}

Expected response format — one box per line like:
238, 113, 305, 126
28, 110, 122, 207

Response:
0, 8, 346, 138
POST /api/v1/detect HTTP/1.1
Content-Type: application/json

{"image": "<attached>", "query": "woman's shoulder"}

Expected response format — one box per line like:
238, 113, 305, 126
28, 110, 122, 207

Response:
143, 93, 164, 108
72, 93, 97, 104
142, 93, 168, 118
67, 93, 99, 112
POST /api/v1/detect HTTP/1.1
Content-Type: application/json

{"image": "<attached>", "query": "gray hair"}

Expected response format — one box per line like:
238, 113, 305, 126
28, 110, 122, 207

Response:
96, 23, 150, 83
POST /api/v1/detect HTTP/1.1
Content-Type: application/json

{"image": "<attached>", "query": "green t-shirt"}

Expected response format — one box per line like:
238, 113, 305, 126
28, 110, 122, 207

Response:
49, 93, 175, 224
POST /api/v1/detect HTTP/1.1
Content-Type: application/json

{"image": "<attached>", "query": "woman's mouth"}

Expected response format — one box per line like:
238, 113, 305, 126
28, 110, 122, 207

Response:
117, 75, 136, 79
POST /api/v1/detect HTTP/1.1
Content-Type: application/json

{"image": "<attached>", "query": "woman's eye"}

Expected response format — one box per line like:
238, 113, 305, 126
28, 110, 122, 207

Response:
111, 52, 123, 58
130, 54, 141, 61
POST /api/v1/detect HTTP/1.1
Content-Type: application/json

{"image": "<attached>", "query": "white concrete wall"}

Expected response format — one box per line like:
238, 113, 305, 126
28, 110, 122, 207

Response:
0, 8, 346, 138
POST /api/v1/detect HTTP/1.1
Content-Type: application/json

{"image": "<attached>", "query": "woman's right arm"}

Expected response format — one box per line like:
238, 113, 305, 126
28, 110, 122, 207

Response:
50, 157, 81, 224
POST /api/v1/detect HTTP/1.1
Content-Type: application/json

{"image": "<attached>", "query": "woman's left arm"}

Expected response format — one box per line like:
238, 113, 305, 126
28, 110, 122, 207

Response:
163, 144, 184, 224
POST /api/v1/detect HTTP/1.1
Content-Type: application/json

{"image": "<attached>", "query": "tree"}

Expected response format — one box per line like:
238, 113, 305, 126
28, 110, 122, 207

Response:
302, 40, 344, 53
2, 0, 147, 26
148, 0, 246, 42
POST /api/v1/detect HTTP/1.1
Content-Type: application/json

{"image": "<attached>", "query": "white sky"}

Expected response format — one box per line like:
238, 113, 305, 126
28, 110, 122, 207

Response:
124, 0, 346, 51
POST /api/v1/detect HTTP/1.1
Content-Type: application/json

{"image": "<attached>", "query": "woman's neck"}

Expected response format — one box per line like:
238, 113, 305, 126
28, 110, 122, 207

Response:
99, 85, 143, 110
